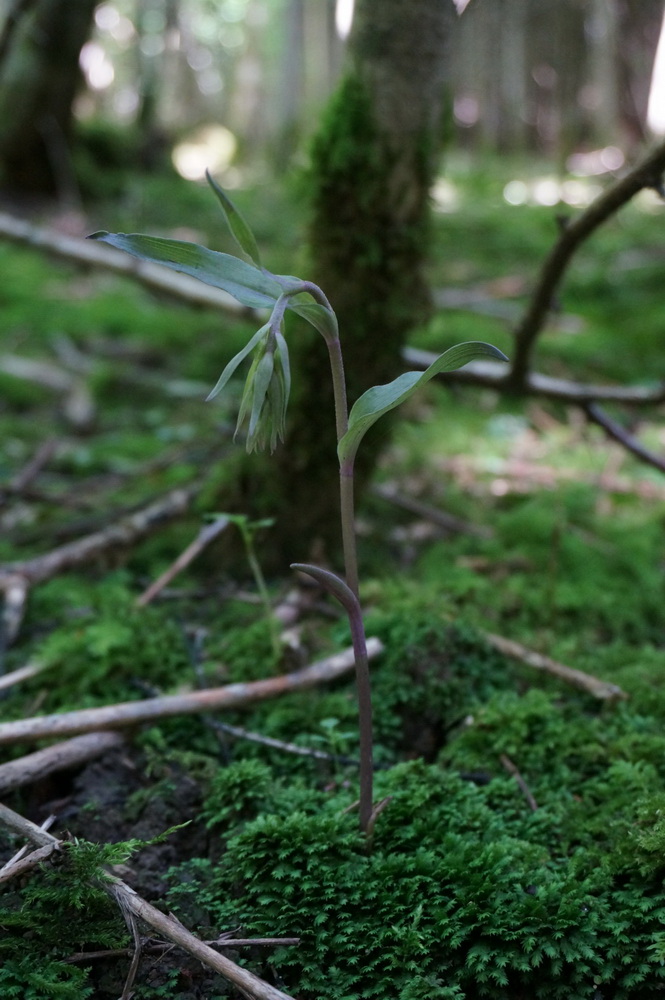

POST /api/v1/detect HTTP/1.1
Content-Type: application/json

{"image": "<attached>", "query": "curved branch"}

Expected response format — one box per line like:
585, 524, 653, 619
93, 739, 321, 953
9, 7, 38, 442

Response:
509, 136, 665, 387
584, 403, 665, 475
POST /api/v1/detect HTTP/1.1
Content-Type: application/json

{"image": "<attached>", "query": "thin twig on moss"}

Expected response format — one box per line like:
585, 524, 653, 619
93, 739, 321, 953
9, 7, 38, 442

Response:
0, 639, 384, 746
0, 802, 297, 1000
483, 631, 626, 701
0, 482, 202, 646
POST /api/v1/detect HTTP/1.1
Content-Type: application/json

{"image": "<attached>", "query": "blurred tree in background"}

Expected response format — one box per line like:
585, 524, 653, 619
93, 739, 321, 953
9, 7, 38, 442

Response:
0, 0, 98, 196
1, 0, 663, 199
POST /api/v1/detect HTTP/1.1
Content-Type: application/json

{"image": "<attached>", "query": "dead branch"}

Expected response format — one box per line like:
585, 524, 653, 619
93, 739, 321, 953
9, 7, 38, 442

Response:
0, 638, 384, 745
8, 438, 59, 493
0, 802, 296, 1000
0, 211, 258, 318
500, 753, 538, 811
0, 731, 125, 795
403, 347, 665, 407
0, 841, 60, 885
483, 631, 626, 701
65, 938, 301, 962
0, 481, 201, 645
372, 482, 493, 539
0, 354, 95, 429
584, 403, 665, 475
136, 516, 230, 606
509, 136, 665, 386
0, 661, 42, 692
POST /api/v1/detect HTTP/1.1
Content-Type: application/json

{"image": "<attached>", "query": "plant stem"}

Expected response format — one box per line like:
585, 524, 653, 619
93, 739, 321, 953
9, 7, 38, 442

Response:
346, 589, 374, 832
295, 280, 374, 829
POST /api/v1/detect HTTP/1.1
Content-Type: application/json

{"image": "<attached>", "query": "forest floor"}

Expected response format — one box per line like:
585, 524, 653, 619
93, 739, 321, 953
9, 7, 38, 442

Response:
1, 156, 665, 999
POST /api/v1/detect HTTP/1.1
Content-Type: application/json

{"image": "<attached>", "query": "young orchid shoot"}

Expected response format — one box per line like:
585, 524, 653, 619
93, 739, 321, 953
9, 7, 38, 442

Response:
88, 176, 508, 832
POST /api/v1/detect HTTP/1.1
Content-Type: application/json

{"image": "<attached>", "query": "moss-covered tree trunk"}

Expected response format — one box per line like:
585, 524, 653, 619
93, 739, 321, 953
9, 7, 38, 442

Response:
0, 0, 97, 195
251, 0, 454, 567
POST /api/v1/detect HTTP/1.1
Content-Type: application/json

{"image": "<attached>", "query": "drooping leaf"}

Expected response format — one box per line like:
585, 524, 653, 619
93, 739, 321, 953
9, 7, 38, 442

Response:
206, 323, 269, 401
289, 299, 339, 340
337, 341, 509, 466
88, 232, 281, 309
206, 171, 262, 267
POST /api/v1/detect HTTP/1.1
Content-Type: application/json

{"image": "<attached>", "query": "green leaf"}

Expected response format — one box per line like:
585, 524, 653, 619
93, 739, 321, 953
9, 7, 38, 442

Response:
206, 323, 269, 401
338, 341, 509, 466
206, 170, 262, 266
289, 300, 339, 339
248, 352, 274, 439
88, 232, 281, 309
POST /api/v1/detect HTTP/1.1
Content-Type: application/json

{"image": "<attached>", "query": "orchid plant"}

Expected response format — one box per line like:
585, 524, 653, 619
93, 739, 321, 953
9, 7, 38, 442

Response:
90, 175, 508, 832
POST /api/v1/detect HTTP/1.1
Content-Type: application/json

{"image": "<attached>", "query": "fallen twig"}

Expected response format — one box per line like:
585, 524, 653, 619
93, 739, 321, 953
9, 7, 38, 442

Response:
0, 353, 95, 429
64, 938, 301, 962
0, 814, 56, 875
136, 516, 230, 606
0, 639, 384, 745
0, 802, 296, 1000
372, 482, 493, 539
7, 438, 59, 494
0, 481, 201, 645
0, 662, 43, 692
0, 841, 61, 885
500, 753, 538, 811
0, 211, 258, 318
483, 631, 626, 701
585, 403, 665, 475
0, 731, 125, 795
403, 346, 665, 408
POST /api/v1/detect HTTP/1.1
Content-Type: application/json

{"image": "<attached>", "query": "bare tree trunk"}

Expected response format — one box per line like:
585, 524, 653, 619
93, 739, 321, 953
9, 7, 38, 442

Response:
0, 0, 97, 196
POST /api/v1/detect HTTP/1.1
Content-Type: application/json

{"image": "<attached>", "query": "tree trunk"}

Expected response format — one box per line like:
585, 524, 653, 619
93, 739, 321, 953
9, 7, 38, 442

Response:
0, 0, 97, 196
243, 0, 454, 568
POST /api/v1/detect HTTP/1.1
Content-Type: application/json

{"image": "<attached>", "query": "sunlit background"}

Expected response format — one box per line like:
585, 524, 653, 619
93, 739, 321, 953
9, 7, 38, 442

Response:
70, 0, 665, 207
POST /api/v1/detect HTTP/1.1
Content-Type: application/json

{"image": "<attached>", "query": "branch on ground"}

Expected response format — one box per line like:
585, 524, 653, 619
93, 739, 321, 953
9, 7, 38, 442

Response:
0, 639, 385, 745
0, 211, 257, 317
0, 481, 201, 646
0, 802, 296, 1000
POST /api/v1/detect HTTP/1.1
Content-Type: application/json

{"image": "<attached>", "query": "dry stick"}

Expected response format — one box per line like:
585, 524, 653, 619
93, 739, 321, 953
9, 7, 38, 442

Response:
205, 717, 368, 769
0, 731, 125, 795
136, 516, 230, 607
0, 481, 201, 646
403, 347, 665, 407
483, 631, 626, 702
8, 437, 59, 493
0, 814, 56, 873
510, 136, 665, 387
0, 662, 42, 692
372, 482, 493, 539
585, 403, 665, 475
0, 802, 296, 1000
0, 639, 384, 746
0, 841, 60, 885
0, 212, 257, 317
65, 939, 302, 962
500, 754, 538, 812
